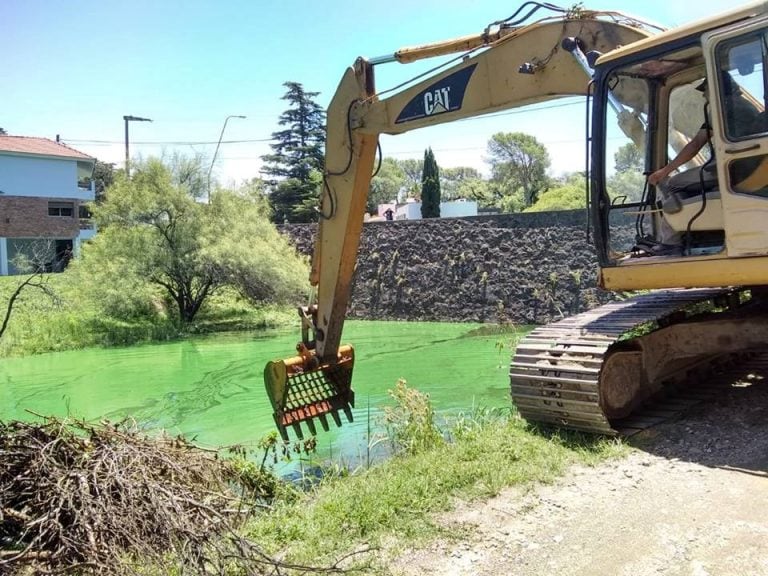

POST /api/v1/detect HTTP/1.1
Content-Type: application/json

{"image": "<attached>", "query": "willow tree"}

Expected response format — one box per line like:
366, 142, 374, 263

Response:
84, 158, 308, 323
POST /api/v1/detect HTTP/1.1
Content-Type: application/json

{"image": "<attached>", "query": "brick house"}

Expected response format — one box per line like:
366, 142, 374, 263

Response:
0, 136, 96, 275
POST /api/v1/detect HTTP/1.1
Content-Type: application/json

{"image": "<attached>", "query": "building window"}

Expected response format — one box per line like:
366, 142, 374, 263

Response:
48, 201, 75, 217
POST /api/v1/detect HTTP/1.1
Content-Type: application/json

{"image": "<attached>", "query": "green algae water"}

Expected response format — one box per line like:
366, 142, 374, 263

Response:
0, 321, 525, 466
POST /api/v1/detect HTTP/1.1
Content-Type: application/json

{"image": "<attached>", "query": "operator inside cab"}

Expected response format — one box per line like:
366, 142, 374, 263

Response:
632, 68, 766, 257
648, 78, 717, 210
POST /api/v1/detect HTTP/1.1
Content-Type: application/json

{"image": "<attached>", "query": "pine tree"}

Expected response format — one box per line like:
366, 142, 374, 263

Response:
420, 148, 441, 218
262, 82, 326, 223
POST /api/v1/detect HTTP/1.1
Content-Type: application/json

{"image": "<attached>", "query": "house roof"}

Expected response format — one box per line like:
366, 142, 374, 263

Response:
0, 136, 94, 161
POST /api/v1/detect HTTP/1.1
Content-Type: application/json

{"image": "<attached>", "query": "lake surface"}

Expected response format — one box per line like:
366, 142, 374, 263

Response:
0, 321, 523, 468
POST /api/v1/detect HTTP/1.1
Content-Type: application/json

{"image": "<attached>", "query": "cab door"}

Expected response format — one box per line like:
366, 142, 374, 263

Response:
704, 18, 768, 257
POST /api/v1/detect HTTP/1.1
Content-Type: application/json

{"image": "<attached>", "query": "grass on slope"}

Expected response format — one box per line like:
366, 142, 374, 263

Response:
246, 410, 627, 573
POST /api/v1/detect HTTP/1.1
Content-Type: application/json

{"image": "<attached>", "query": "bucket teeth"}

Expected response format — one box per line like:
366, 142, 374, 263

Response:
342, 402, 354, 423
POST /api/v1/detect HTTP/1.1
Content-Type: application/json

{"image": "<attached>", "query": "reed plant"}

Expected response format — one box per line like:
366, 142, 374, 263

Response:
382, 379, 444, 456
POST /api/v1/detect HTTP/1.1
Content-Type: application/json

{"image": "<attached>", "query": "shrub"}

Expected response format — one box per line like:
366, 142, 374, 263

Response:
382, 379, 444, 455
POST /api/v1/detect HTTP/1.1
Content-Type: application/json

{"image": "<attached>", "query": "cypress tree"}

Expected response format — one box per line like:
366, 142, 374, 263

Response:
420, 147, 441, 218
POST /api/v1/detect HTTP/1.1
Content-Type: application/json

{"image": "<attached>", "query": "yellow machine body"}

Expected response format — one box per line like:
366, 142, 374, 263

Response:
264, 2, 768, 438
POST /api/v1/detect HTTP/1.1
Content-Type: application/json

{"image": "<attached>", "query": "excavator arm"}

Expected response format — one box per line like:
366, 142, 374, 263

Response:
264, 5, 656, 441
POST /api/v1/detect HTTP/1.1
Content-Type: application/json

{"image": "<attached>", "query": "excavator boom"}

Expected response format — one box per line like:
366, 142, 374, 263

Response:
264, 6, 656, 440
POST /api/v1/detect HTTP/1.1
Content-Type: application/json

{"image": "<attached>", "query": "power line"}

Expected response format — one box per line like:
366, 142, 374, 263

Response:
60, 100, 585, 148
456, 99, 582, 122
62, 137, 274, 146
369, 136, 629, 157
211, 133, 628, 161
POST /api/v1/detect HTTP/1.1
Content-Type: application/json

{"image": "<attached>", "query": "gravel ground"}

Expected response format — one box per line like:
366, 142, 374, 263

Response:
388, 355, 768, 576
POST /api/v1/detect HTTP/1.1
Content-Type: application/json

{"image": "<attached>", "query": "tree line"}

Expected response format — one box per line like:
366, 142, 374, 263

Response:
257, 82, 647, 222
256, 82, 558, 220
1, 81, 647, 342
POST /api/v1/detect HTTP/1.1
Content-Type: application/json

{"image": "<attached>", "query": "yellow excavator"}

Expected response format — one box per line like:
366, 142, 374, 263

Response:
265, 1, 768, 440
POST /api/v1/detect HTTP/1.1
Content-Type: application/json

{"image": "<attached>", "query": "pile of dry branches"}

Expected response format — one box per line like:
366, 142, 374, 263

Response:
0, 416, 329, 575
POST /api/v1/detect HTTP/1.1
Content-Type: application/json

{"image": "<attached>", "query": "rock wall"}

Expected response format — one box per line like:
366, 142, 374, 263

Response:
281, 210, 616, 325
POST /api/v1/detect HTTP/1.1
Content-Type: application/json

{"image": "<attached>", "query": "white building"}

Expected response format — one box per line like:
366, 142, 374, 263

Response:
391, 199, 478, 220
0, 136, 96, 275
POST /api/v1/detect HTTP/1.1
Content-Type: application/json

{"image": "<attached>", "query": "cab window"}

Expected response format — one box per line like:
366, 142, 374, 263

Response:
715, 33, 767, 141
716, 32, 768, 196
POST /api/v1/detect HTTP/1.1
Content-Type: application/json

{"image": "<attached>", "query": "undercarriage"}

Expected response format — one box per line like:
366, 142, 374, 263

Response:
511, 288, 768, 434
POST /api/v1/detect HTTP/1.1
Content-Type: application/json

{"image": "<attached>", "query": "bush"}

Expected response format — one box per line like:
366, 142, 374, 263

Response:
382, 379, 444, 455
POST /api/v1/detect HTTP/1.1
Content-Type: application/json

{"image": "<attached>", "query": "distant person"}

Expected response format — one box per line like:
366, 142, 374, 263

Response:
384, 208, 394, 221
62, 247, 73, 268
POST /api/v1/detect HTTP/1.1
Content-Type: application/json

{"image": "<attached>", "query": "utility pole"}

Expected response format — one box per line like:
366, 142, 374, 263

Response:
123, 115, 152, 174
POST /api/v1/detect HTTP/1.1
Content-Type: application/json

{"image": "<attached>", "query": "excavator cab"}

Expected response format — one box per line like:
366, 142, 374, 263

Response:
592, 11, 768, 290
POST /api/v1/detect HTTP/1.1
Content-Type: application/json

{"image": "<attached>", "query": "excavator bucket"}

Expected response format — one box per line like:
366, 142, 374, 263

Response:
264, 345, 355, 441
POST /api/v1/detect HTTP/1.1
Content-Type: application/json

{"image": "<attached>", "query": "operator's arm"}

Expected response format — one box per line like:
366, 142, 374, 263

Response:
648, 128, 709, 185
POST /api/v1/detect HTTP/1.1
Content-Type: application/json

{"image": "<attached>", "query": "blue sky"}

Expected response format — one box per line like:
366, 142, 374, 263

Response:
2, 1, 737, 185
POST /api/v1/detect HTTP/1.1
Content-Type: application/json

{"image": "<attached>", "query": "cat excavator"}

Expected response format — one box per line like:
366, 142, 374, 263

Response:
264, 1, 768, 440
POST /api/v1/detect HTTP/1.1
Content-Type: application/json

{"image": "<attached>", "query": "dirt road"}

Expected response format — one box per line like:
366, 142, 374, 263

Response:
390, 356, 768, 576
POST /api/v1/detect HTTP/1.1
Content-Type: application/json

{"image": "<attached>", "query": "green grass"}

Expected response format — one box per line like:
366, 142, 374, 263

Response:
246, 413, 628, 572
0, 274, 296, 357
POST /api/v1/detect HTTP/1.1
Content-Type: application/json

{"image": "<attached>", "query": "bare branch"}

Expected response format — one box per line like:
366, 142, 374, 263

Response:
0, 417, 364, 575
0, 240, 61, 341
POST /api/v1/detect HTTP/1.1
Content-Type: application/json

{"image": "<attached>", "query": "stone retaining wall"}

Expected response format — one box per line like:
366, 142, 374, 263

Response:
281, 210, 616, 325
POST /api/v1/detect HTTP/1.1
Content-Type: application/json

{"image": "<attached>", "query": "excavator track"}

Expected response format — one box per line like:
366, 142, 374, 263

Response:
510, 288, 739, 435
